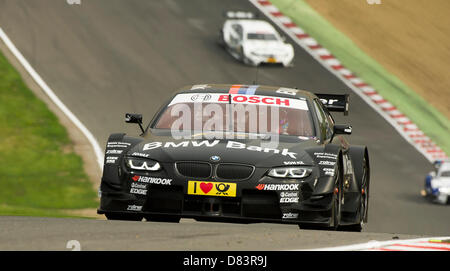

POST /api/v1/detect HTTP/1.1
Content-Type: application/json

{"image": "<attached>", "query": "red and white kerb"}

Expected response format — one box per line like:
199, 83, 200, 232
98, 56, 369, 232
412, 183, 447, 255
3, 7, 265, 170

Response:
250, 0, 447, 161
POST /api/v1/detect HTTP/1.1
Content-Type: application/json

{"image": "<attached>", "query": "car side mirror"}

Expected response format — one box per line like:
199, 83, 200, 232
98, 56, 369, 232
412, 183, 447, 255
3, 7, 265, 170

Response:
330, 124, 352, 143
125, 113, 144, 134
334, 124, 352, 135
125, 113, 142, 124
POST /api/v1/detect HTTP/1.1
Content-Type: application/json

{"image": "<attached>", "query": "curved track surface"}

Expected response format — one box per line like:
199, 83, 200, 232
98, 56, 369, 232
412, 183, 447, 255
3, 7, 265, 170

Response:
0, 0, 448, 250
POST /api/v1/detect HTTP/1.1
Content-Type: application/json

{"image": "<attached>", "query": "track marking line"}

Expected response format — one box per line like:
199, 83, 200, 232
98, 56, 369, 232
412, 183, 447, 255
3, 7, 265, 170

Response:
0, 27, 104, 170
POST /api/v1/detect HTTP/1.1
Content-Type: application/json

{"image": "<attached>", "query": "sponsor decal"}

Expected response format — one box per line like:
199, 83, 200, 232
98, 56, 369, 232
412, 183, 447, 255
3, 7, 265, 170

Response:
142, 140, 297, 159
127, 205, 143, 211
283, 161, 305, 165
131, 182, 147, 189
218, 94, 292, 107
132, 175, 172, 185
106, 156, 119, 164
106, 149, 123, 154
168, 93, 308, 110
130, 188, 147, 195
314, 152, 338, 160
280, 197, 299, 203
318, 160, 336, 166
280, 191, 298, 197
107, 142, 131, 148
255, 183, 299, 191
280, 191, 300, 203
226, 141, 297, 159
282, 213, 299, 219
319, 98, 339, 106
131, 152, 149, 158
190, 93, 212, 102
143, 140, 220, 151
187, 181, 237, 197
228, 84, 258, 95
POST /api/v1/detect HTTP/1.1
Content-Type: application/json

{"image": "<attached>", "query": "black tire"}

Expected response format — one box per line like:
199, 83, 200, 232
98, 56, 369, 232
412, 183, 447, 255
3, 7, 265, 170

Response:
339, 223, 362, 232
145, 215, 181, 223
238, 46, 253, 65
105, 213, 143, 221
329, 159, 343, 230
218, 29, 225, 48
298, 155, 343, 231
352, 147, 370, 222
340, 147, 369, 232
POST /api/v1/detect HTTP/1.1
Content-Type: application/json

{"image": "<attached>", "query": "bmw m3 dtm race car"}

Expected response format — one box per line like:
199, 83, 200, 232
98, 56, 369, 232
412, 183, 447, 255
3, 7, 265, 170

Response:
422, 160, 450, 204
98, 84, 370, 231
219, 11, 294, 67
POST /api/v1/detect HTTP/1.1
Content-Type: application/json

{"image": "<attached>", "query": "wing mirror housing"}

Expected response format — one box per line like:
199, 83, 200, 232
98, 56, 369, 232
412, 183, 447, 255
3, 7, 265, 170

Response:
330, 124, 352, 143
125, 113, 145, 134
334, 124, 352, 135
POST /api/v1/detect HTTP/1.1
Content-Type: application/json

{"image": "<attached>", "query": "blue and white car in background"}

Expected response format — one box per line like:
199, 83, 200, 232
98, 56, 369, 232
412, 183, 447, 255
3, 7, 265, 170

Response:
422, 160, 450, 204
219, 11, 294, 67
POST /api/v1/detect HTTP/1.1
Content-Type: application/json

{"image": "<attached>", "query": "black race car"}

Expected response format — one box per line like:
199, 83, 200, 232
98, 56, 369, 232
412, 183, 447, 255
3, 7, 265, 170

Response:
98, 84, 370, 231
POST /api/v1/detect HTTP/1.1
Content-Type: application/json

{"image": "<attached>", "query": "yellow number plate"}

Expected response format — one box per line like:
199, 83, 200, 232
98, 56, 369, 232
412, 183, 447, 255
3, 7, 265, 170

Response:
187, 181, 237, 197
267, 57, 277, 63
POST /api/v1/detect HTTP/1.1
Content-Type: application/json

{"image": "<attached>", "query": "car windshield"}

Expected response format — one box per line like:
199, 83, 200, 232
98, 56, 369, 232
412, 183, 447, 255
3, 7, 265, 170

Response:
154, 93, 314, 137
247, 33, 278, 41
440, 171, 450, 177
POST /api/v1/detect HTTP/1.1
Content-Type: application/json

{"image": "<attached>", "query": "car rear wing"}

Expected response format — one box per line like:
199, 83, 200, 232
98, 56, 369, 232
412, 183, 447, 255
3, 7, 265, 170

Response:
315, 93, 349, 116
224, 11, 257, 19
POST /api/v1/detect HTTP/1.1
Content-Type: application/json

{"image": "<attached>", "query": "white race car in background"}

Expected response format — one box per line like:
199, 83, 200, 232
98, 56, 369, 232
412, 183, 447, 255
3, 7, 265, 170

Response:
422, 160, 450, 204
219, 11, 294, 67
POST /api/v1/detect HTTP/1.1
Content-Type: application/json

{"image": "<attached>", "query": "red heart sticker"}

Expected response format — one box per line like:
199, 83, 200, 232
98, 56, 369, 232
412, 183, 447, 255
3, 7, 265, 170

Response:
200, 182, 213, 194
132, 175, 139, 181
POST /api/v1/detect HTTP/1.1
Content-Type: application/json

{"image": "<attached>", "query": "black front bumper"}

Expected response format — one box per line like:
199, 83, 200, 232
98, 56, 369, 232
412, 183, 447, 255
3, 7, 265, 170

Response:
97, 184, 335, 225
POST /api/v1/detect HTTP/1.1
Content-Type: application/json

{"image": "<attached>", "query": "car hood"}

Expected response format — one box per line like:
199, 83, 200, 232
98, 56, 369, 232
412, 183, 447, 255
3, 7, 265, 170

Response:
432, 177, 450, 188
244, 41, 291, 54
128, 133, 318, 168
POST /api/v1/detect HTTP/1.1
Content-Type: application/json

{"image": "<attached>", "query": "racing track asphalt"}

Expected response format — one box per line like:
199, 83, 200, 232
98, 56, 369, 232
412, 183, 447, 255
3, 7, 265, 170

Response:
0, 0, 448, 250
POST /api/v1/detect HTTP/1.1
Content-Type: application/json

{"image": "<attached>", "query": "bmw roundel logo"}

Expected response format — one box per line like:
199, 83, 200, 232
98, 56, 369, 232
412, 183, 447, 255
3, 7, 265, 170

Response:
210, 155, 221, 162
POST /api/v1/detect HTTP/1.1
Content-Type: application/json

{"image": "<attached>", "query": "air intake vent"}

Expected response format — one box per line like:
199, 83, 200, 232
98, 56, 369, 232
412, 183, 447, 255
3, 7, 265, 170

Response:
175, 162, 212, 178
216, 163, 254, 180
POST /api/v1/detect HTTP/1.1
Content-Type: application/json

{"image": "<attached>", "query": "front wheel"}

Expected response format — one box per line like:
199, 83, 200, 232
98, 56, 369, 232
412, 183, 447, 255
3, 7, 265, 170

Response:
329, 164, 343, 230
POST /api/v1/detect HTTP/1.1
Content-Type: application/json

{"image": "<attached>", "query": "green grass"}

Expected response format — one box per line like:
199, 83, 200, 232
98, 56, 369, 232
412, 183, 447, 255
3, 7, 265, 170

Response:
0, 50, 98, 217
270, 0, 450, 157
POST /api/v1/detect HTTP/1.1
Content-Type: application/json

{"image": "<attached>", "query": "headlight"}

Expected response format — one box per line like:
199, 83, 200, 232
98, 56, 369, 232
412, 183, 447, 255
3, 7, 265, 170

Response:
268, 167, 312, 178
126, 158, 161, 171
